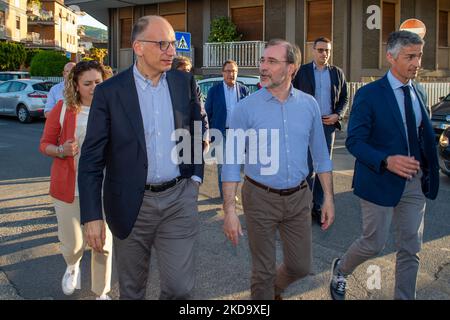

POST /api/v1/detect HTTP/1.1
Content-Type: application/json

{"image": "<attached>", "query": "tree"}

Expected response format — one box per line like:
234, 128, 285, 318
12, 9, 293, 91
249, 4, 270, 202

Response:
25, 49, 42, 68
30, 50, 69, 76
0, 42, 27, 71
208, 16, 242, 42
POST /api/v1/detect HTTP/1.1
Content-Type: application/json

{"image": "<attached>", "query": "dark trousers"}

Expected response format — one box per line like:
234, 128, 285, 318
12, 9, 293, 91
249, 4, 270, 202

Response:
306, 124, 335, 210
113, 179, 199, 300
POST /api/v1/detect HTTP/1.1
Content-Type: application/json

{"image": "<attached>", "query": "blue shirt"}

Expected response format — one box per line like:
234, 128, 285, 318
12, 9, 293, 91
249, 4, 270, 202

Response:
44, 81, 65, 113
221, 87, 332, 189
313, 62, 332, 116
387, 71, 423, 146
133, 65, 180, 184
223, 81, 239, 127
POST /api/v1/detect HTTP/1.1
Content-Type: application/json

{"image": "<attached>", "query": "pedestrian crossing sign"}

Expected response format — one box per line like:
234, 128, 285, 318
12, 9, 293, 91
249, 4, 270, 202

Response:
175, 31, 191, 52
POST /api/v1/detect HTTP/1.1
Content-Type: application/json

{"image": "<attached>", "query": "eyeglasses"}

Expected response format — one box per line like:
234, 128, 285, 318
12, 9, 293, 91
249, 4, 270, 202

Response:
137, 40, 178, 51
259, 57, 289, 66
315, 48, 331, 54
223, 69, 237, 74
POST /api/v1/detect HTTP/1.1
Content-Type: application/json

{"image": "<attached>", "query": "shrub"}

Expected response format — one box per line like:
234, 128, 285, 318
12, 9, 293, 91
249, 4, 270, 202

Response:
30, 50, 69, 76
25, 49, 42, 68
208, 16, 242, 42
0, 42, 26, 71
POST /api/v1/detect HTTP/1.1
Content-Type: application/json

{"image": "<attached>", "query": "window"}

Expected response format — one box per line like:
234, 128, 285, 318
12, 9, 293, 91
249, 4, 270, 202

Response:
16, 16, 20, 30
439, 10, 449, 47
307, 0, 332, 42
231, 6, 263, 41
8, 82, 26, 93
120, 18, 132, 48
0, 82, 11, 93
159, 1, 186, 32
0, 11, 5, 26
33, 82, 53, 92
382, 2, 396, 42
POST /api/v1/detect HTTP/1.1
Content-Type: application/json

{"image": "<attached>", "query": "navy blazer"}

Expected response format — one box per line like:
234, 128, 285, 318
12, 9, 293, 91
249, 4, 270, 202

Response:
346, 74, 439, 206
205, 82, 250, 135
78, 67, 204, 239
293, 62, 348, 129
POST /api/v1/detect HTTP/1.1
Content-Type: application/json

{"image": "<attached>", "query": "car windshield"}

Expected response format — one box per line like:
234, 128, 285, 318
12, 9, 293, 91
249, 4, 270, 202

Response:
32, 82, 53, 92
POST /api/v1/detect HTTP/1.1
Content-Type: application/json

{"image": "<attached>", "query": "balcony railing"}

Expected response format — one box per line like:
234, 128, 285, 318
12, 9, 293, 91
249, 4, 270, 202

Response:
26, 32, 41, 44
24, 39, 61, 49
28, 10, 57, 25
203, 41, 265, 68
26, 4, 41, 17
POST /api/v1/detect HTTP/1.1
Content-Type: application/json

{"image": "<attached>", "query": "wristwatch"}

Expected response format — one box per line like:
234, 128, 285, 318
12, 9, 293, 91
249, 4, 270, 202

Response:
56, 145, 65, 159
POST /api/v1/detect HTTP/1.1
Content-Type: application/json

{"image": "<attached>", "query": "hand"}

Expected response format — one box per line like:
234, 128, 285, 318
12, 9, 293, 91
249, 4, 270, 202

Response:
62, 139, 79, 157
386, 155, 420, 179
84, 220, 106, 253
320, 197, 335, 231
322, 114, 339, 125
203, 140, 210, 154
223, 211, 243, 246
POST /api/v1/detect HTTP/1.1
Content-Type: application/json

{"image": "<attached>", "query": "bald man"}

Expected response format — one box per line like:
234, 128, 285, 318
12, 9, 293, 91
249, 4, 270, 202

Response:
44, 62, 76, 117
78, 16, 204, 300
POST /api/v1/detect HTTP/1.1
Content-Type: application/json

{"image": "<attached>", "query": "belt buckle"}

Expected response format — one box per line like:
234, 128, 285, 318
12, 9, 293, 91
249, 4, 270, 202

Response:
280, 189, 290, 196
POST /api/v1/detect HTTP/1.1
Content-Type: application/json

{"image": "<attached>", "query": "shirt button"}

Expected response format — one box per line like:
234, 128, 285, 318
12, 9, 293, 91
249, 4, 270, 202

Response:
157, 132, 161, 136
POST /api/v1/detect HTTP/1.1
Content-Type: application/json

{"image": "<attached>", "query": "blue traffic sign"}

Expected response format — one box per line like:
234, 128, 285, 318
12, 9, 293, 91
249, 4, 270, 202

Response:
175, 31, 191, 52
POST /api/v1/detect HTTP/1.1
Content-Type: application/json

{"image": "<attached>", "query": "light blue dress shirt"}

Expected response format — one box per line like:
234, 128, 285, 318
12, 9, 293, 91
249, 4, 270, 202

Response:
221, 86, 332, 189
223, 81, 239, 128
387, 70, 423, 143
44, 81, 65, 113
133, 65, 180, 184
313, 62, 332, 116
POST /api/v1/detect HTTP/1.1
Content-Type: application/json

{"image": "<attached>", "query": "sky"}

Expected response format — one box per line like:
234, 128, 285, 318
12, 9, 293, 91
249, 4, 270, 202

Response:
78, 14, 107, 30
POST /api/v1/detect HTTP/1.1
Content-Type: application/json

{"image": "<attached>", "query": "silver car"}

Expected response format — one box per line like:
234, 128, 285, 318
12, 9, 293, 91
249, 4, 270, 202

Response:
0, 79, 53, 123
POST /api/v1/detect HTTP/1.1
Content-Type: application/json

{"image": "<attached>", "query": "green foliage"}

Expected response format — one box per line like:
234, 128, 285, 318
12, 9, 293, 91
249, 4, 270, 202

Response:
0, 42, 27, 71
29, 50, 69, 76
82, 25, 108, 41
25, 49, 42, 68
208, 16, 242, 43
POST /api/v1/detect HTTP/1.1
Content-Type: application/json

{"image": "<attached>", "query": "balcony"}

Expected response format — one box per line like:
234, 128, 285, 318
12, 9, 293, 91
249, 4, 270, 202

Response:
203, 41, 265, 69
24, 38, 62, 50
28, 10, 58, 25
26, 3, 41, 18
26, 32, 41, 44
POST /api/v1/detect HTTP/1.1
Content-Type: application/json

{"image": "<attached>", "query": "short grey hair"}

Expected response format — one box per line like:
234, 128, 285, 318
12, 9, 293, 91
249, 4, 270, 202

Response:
131, 16, 152, 43
387, 31, 424, 59
265, 39, 302, 78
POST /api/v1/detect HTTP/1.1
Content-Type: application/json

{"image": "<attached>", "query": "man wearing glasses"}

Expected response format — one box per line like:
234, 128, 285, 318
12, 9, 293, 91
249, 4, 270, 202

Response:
205, 60, 249, 199
78, 15, 204, 299
222, 39, 334, 300
293, 37, 348, 226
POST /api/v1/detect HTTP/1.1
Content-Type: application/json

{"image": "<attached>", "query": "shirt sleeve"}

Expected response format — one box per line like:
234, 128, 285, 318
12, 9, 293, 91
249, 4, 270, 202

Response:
44, 86, 58, 113
309, 97, 333, 173
221, 103, 247, 182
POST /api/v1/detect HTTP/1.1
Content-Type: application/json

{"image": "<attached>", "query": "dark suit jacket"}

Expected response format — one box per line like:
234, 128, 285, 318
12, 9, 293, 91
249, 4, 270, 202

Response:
293, 62, 348, 129
205, 82, 249, 135
78, 67, 204, 239
346, 74, 439, 207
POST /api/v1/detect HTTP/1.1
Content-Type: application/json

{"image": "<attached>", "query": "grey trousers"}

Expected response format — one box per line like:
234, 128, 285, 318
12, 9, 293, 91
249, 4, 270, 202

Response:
242, 179, 313, 300
113, 178, 199, 300
339, 172, 426, 300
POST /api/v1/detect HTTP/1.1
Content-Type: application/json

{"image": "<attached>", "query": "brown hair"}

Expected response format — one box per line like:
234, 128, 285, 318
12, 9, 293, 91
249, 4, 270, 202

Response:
171, 56, 192, 71
64, 60, 107, 113
222, 60, 238, 71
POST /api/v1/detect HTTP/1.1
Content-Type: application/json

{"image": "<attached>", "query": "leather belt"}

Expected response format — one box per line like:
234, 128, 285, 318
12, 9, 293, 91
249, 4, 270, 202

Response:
245, 176, 307, 196
145, 176, 183, 192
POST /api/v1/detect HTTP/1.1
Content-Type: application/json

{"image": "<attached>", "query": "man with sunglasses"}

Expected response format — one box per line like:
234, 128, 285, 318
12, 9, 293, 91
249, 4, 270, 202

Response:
78, 15, 204, 300
293, 37, 348, 226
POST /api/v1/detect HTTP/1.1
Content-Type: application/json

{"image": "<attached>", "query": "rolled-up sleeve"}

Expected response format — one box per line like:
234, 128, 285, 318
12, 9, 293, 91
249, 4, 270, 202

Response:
309, 99, 333, 173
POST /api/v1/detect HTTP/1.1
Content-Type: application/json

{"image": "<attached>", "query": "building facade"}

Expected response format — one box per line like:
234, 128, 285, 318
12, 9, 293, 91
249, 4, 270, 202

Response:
0, 0, 28, 43
66, 0, 450, 81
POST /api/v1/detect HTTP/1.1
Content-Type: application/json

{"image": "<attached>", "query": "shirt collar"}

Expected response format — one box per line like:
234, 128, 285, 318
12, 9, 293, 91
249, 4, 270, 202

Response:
133, 63, 167, 90
223, 81, 236, 90
260, 85, 295, 102
387, 70, 412, 90
313, 61, 329, 70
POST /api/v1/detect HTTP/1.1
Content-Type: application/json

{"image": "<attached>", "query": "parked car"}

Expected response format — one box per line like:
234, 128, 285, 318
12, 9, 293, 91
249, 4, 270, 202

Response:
197, 76, 261, 99
0, 71, 31, 83
431, 93, 450, 140
0, 79, 53, 123
438, 127, 450, 177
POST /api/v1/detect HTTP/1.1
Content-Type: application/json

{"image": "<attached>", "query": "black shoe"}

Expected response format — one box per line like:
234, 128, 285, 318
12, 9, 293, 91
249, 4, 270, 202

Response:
329, 258, 347, 300
311, 208, 322, 225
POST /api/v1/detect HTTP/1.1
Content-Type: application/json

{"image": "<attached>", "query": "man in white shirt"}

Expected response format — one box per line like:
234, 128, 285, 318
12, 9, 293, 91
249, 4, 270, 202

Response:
44, 62, 76, 117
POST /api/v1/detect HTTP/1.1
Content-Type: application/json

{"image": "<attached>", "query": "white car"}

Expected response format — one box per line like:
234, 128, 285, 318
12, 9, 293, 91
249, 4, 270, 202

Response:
0, 79, 53, 123
197, 76, 261, 99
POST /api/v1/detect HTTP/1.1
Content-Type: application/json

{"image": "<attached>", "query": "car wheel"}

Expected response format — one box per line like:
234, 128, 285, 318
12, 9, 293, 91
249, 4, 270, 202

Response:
17, 104, 32, 123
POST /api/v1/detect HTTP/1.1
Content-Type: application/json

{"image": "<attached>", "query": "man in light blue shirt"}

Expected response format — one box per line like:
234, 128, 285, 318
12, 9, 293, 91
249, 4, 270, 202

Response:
44, 62, 75, 117
222, 39, 335, 300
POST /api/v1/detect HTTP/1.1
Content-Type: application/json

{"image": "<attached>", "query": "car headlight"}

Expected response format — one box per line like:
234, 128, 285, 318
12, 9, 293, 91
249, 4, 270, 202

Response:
439, 134, 449, 148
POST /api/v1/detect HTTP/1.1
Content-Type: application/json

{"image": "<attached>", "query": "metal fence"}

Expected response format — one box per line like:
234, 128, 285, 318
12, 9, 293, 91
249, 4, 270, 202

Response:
203, 41, 265, 68
31, 76, 63, 83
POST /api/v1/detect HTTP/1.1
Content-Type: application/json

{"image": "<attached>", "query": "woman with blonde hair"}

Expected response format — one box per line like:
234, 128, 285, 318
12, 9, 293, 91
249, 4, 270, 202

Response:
39, 60, 112, 300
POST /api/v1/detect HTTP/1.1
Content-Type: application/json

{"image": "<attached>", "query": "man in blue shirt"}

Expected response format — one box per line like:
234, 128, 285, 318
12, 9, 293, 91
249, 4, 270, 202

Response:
293, 37, 348, 225
44, 62, 76, 117
221, 39, 335, 300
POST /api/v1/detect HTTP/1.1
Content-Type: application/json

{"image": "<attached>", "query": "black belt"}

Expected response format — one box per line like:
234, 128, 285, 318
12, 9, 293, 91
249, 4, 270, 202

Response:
245, 176, 307, 196
145, 176, 183, 192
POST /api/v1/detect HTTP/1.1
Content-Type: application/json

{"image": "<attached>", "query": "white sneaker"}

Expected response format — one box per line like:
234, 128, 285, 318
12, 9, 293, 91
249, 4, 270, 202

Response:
96, 294, 112, 300
61, 263, 81, 295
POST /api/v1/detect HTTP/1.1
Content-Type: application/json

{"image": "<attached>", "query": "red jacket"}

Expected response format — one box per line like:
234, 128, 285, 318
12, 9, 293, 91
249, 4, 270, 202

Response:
39, 100, 78, 203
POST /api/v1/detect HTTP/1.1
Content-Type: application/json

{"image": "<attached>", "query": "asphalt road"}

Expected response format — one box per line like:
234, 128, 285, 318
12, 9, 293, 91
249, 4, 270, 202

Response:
0, 116, 449, 300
